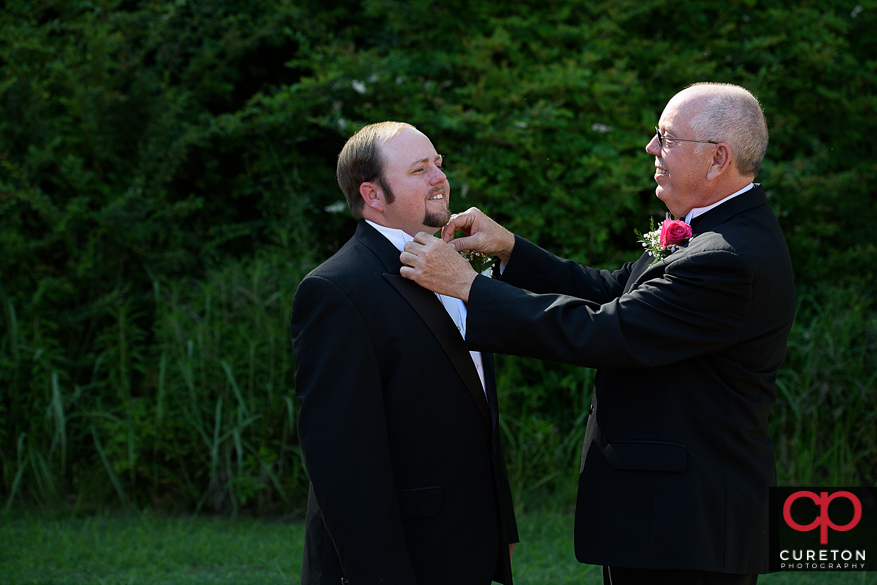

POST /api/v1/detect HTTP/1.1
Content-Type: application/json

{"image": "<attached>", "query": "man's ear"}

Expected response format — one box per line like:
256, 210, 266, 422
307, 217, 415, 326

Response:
706, 143, 733, 181
360, 181, 385, 212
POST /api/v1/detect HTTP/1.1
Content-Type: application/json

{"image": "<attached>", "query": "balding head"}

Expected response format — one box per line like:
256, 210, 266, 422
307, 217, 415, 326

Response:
679, 83, 768, 177
337, 121, 414, 218
646, 83, 767, 218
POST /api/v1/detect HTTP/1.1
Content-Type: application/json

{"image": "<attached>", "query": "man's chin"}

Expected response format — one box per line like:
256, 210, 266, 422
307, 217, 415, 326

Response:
656, 189, 673, 208
423, 209, 451, 230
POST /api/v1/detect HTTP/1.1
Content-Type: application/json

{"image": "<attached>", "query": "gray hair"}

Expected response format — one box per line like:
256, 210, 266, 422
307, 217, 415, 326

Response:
336, 121, 413, 218
688, 83, 768, 177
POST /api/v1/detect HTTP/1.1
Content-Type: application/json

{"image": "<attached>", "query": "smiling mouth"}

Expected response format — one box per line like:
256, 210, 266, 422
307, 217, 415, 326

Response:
428, 192, 446, 201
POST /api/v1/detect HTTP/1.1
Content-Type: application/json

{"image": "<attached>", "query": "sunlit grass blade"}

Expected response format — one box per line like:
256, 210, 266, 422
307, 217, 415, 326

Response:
91, 424, 127, 508
48, 371, 67, 476
4, 433, 30, 512
222, 359, 251, 420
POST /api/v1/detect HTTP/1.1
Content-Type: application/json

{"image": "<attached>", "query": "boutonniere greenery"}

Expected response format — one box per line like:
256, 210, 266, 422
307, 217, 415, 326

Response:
460, 249, 495, 277
634, 217, 693, 265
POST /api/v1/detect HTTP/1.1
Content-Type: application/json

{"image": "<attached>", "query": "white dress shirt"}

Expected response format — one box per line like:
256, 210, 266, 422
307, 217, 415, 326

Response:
366, 221, 488, 397
684, 183, 754, 224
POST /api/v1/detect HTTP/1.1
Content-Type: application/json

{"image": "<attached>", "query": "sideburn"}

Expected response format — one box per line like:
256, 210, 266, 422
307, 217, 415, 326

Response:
377, 175, 395, 204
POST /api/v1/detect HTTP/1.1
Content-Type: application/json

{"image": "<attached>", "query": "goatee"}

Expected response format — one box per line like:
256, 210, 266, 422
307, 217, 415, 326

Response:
423, 208, 451, 229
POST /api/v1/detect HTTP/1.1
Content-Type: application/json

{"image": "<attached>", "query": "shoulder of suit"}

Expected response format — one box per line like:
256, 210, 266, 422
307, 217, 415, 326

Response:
297, 237, 391, 305
670, 216, 786, 281
688, 205, 780, 251
304, 234, 376, 273
293, 258, 382, 322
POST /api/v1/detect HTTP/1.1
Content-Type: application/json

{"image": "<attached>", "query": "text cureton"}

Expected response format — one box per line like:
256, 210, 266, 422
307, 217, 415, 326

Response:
780, 549, 865, 561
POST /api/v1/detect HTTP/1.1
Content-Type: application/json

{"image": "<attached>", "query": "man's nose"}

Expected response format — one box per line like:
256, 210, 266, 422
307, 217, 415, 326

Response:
645, 134, 661, 155
430, 166, 447, 184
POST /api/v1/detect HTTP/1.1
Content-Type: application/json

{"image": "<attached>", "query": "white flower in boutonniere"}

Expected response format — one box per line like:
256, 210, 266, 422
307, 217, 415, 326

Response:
634, 217, 693, 265
460, 249, 495, 277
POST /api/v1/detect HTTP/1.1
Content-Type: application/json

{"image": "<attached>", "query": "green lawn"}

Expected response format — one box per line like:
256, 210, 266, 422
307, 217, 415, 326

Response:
0, 511, 871, 584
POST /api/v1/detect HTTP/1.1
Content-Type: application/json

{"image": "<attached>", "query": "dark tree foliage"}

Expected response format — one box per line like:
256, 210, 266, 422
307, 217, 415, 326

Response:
1, 0, 874, 511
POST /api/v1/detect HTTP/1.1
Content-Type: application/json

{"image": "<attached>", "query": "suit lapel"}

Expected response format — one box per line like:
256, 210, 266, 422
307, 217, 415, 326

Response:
624, 186, 769, 293
623, 253, 659, 295
384, 274, 492, 430
354, 222, 492, 430
482, 352, 499, 425
356, 220, 405, 273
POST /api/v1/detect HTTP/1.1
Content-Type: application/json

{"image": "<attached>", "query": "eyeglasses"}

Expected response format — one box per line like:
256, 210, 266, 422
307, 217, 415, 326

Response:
655, 127, 718, 148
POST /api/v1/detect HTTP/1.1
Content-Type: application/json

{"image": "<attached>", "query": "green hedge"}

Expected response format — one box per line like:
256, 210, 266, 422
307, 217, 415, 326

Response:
2, 0, 875, 512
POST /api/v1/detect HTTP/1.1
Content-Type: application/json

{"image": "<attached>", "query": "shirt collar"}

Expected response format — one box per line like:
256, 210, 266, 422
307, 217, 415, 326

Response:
365, 220, 413, 253
684, 183, 754, 224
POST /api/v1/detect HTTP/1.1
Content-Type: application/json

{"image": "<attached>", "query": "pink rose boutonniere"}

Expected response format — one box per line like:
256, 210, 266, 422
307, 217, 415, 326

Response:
659, 219, 692, 249
635, 217, 693, 265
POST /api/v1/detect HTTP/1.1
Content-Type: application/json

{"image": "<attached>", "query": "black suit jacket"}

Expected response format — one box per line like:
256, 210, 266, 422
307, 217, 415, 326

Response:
466, 185, 794, 574
291, 221, 518, 585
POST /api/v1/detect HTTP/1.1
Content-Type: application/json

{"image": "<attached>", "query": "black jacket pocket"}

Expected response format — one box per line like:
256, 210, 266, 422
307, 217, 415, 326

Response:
604, 440, 687, 472
396, 485, 443, 519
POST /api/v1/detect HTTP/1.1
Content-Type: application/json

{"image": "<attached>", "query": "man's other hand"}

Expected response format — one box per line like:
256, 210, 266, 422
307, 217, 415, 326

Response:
400, 233, 478, 301
441, 207, 515, 265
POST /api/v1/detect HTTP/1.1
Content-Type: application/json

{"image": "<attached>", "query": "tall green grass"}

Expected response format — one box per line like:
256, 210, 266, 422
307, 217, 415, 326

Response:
149, 255, 306, 514
772, 285, 877, 486
495, 356, 594, 510
1, 253, 875, 514
1, 252, 310, 514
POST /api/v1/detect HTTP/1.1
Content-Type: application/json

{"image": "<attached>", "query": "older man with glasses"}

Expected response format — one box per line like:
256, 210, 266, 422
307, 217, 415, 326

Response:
400, 82, 795, 585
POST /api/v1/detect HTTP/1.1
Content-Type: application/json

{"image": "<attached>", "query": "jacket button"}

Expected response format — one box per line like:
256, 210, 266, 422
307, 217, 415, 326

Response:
589, 404, 594, 415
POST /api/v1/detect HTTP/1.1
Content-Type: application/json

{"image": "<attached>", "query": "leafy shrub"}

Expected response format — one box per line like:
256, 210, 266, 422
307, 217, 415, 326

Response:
2, 0, 875, 511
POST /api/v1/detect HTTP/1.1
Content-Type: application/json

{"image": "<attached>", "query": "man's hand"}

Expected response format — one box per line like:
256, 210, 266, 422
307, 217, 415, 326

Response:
441, 207, 515, 265
509, 543, 515, 562
400, 233, 478, 301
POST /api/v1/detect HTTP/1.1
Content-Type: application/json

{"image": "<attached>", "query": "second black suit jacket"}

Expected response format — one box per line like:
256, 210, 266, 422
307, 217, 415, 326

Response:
465, 186, 794, 574
291, 221, 518, 585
